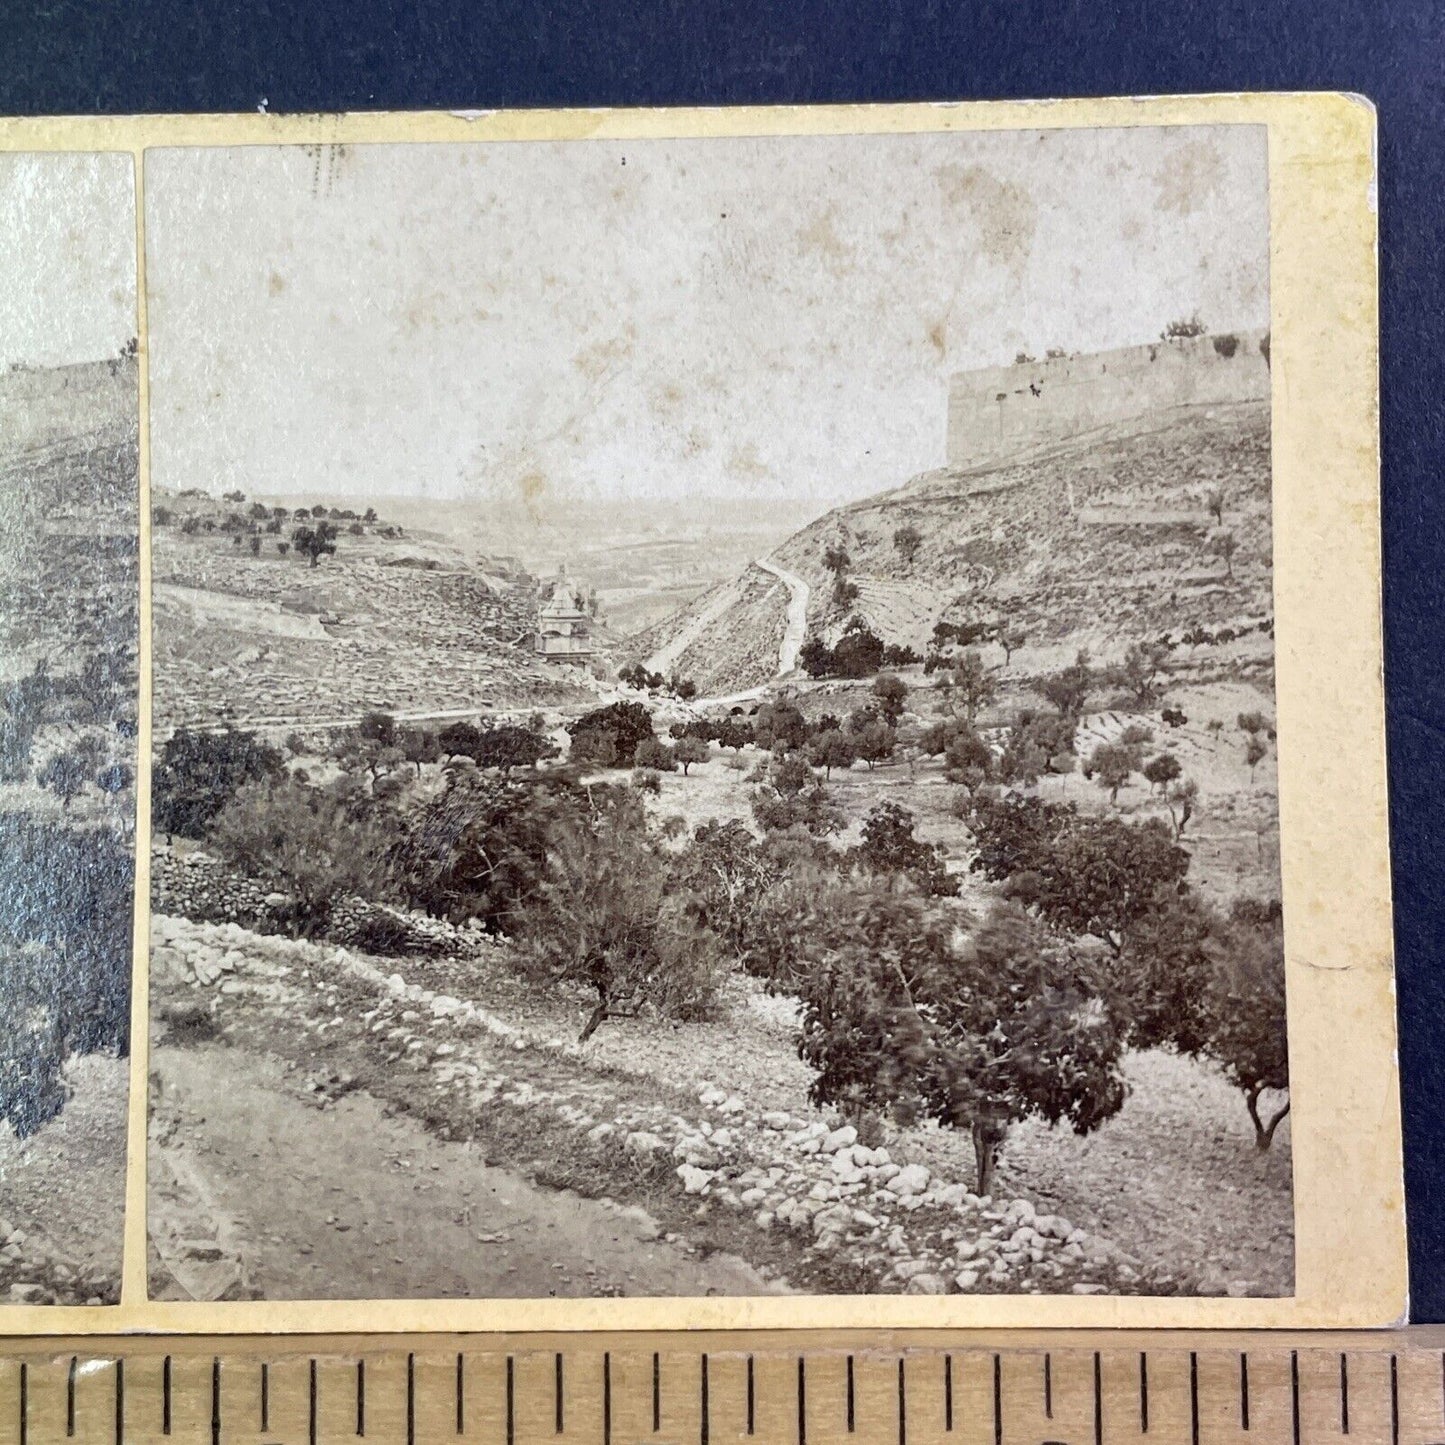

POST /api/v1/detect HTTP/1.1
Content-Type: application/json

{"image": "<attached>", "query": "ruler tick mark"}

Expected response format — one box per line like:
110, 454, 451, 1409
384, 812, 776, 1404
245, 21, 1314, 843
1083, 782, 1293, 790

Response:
18, 1362, 25, 1445
455, 1354, 464, 1435
1139, 1353, 1149, 1435
1093, 1354, 1103, 1445
602, 1354, 611, 1445
506, 1358, 515, 1445
846, 1357, 855, 1433
993, 1354, 1002, 1445
555, 1353, 564, 1435
898, 1358, 907, 1445
798, 1357, 807, 1445
406, 1354, 415, 1445
162, 1356, 171, 1437
1045, 1355, 1053, 1420
114, 1360, 123, 1445
1341, 1353, 1350, 1435
357, 1360, 366, 1437
1291, 1353, 1301, 1445
944, 1356, 953, 1434
653, 1353, 660, 1433
700, 1354, 710, 1445
1190, 1353, 1199, 1445
67, 1358, 76, 1439
1240, 1353, 1250, 1431
1392, 1355, 1400, 1445
211, 1358, 221, 1445
746, 1356, 754, 1437
309, 1359, 318, 1445
260, 1363, 269, 1434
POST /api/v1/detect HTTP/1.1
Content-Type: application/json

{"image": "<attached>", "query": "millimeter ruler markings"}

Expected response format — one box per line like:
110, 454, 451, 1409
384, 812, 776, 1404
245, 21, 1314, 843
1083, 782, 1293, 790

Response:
1, 1337, 1444, 1445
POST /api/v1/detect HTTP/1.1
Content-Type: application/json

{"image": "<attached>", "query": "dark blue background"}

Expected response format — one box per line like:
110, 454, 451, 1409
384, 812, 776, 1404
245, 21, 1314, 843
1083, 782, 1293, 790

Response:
3, 0, 1441, 1317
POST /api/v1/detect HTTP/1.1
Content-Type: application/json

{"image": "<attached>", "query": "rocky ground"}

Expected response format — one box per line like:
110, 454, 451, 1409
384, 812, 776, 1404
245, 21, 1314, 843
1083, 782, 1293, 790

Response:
149, 913, 1290, 1301
0, 1054, 126, 1304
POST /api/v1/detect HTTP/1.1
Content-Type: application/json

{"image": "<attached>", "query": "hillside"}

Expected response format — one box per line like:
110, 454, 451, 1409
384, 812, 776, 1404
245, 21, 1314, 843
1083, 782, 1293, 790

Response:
151, 491, 595, 731
638, 400, 1272, 690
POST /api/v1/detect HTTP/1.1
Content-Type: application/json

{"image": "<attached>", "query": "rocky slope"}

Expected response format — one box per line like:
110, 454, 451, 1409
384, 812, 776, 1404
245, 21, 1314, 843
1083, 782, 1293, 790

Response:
640, 401, 1272, 682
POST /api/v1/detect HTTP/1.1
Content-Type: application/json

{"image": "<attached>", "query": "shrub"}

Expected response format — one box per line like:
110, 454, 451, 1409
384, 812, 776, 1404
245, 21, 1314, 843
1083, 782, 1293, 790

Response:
152, 727, 284, 839
569, 701, 654, 761
631, 768, 662, 795
855, 801, 958, 896
633, 737, 677, 772
206, 775, 399, 936
1212, 333, 1239, 358
969, 795, 1189, 949
513, 788, 724, 1040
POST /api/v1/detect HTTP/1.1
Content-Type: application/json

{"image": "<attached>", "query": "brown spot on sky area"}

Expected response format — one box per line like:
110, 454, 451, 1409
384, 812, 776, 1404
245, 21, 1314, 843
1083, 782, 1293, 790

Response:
1155, 139, 1226, 216
267, 271, 287, 297
934, 162, 1037, 279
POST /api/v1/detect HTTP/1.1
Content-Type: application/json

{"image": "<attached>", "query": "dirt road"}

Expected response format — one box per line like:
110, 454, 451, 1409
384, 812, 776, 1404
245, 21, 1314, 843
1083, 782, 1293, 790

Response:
149, 1043, 781, 1301
754, 557, 809, 675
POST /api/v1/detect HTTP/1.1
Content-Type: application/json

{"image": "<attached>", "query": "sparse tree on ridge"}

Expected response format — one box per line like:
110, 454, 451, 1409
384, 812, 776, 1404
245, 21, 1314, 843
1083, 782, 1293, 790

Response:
1244, 734, 1268, 783
893, 524, 923, 568
1210, 529, 1238, 580
1164, 777, 1199, 838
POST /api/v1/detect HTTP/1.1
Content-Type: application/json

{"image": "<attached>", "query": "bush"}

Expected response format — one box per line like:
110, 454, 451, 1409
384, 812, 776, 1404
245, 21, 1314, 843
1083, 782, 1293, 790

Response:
569, 701, 654, 760
206, 775, 399, 936
855, 801, 958, 896
152, 727, 284, 839
633, 737, 677, 772
513, 788, 724, 1040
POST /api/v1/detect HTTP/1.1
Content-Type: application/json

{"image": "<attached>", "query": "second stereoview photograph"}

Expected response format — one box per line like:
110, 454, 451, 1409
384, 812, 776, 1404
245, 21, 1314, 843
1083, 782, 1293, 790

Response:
142, 124, 1293, 1303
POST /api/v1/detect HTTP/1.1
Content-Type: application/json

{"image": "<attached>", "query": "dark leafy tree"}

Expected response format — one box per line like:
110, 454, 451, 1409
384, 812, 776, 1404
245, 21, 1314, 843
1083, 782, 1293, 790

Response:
475, 724, 557, 774
1142, 753, 1182, 793
893, 524, 923, 567
673, 737, 710, 775
797, 896, 1127, 1196
855, 801, 958, 896
291, 521, 339, 567
36, 752, 88, 810
1038, 650, 1094, 720
871, 673, 908, 723
568, 701, 654, 761
152, 727, 284, 838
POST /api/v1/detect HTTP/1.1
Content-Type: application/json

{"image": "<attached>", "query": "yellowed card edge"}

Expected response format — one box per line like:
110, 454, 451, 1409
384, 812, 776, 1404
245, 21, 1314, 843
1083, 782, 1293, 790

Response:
0, 92, 1401, 1332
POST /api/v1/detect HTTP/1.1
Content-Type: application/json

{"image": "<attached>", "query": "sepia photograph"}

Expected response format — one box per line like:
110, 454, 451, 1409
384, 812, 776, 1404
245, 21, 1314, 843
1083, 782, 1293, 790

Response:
0, 151, 139, 1305
143, 124, 1291, 1303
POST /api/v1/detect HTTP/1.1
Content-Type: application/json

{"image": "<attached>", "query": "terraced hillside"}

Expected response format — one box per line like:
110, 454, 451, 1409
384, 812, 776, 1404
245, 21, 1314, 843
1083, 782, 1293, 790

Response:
152, 494, 595, 730
641, 400, 1272, 685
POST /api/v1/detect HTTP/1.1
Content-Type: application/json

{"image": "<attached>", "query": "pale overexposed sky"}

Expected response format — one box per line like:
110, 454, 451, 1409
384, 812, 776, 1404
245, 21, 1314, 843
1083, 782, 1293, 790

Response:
0, 152, 136, 367
144, 125, 1267, 512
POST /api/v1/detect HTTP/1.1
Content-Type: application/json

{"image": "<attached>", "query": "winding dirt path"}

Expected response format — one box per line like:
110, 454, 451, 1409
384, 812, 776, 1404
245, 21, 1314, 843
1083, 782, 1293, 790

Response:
149, 1043, 780, 1301
754, 556, 809, 675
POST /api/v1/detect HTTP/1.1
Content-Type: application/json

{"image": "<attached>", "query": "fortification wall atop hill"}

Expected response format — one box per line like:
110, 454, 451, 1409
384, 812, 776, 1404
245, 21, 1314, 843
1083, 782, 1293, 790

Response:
946, 329, 1269, 470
